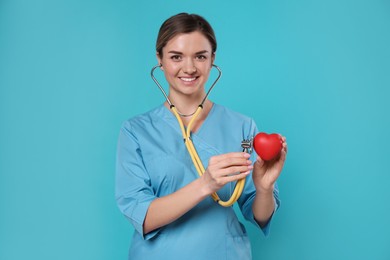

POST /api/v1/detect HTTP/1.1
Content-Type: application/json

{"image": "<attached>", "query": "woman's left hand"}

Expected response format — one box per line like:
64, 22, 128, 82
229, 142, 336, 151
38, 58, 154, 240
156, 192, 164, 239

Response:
252, 135, 287, 193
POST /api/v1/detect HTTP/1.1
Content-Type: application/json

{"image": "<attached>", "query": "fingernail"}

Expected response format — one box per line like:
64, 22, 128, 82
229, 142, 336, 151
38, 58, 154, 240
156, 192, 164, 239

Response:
243, 153, 250, 158
248, 165, 253, 170
244, 170, 251, 175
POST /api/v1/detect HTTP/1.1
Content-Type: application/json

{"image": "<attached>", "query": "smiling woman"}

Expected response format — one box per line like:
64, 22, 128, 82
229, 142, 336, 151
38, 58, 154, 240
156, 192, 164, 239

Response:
115, 13, 287, 259
157, 31, 215, 119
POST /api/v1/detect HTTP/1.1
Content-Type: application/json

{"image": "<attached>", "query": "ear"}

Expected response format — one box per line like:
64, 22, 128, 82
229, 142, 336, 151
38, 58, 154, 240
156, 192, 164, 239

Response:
211, 52, 216, 66
156, 52, 163, 70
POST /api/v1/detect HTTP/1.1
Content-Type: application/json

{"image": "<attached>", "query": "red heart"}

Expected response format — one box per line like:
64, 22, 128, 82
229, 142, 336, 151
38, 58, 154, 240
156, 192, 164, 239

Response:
253, 133, 282, 161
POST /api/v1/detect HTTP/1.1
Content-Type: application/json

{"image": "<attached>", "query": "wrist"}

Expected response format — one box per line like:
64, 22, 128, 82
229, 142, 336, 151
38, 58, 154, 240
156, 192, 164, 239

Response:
255, 184, 275, 195
197, 177, 214, 197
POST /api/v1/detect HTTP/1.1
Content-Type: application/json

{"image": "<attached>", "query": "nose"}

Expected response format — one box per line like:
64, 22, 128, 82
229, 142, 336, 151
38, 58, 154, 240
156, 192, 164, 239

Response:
183, 58, 197, 74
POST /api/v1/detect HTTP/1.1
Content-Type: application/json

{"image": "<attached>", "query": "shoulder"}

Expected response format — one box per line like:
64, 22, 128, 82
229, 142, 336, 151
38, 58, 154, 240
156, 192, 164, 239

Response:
213, 103, 256, 127
121, 104, 166, 132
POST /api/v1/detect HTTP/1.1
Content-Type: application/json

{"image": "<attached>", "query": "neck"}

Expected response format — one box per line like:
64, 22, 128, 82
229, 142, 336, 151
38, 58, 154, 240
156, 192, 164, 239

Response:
167, 92, 206, 116
164, 98, 213, 128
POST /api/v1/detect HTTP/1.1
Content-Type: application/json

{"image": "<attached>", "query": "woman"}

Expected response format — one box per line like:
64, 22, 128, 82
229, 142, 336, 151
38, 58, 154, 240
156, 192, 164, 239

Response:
116, 13, 287, 259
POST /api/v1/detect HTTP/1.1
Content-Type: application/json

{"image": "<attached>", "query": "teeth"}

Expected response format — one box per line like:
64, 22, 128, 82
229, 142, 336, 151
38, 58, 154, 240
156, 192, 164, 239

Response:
181, 77, 196, 82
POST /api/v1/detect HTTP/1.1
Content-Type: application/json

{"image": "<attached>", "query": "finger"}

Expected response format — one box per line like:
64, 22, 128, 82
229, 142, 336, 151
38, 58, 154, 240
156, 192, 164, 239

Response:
281, 139, 288, 152
223, 170, 251, 184
207, 161, 251, 177
255, 156, 265, 168
211, 152, 250, 164
280, 149, 287, 161
218, 164, 253, 177
215, 157, 252, 169
278, 134, 286, 143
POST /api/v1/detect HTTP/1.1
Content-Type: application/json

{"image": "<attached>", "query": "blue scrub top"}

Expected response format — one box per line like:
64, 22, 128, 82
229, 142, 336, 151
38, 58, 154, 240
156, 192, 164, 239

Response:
116, 103, 280, 260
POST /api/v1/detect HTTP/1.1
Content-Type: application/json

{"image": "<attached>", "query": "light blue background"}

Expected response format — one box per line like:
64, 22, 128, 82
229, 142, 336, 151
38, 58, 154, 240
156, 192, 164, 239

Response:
1, 0, 389, 259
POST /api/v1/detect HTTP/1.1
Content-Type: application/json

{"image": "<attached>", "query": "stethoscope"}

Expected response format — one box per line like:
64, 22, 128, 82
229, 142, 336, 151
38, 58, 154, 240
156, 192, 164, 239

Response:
151, 64, 247, 207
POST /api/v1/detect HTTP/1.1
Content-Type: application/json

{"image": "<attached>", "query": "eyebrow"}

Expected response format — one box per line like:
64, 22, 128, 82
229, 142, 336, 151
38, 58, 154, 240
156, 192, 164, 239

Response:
167, 50, 210, 55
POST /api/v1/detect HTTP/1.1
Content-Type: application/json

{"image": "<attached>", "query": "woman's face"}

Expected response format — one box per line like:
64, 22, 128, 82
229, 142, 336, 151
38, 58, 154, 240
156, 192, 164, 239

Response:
157, 31, 215, 99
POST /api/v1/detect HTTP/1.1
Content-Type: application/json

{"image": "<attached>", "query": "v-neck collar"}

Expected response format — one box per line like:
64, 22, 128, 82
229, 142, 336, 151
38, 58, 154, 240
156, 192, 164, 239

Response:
158, 102, 217, 137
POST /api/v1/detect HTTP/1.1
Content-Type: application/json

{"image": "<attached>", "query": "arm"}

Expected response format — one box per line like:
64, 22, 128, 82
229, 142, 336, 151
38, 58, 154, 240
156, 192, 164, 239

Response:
252, 136, 287, 226
117, 123, 252, 237
252, 188, 277, 227
143, 177, 208, 234
144, 152, 253, 234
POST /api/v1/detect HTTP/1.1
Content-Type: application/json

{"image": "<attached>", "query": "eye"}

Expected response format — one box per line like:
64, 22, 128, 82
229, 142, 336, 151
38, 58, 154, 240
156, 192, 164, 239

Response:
196, 55, 207, 61
170, 55, 182, 61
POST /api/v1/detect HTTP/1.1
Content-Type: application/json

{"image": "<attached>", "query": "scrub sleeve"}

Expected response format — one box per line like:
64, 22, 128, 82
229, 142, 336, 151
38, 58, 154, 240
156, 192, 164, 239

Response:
116, 122, 161, 240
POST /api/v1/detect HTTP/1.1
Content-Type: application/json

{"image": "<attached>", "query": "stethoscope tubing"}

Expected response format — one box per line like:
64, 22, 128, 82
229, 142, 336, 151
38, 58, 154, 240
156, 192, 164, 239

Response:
150, 64, 245, 207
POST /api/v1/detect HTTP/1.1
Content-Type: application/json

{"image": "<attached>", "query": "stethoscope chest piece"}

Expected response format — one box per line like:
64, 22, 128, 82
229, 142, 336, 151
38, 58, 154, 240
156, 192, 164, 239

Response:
241, 138, 253, 154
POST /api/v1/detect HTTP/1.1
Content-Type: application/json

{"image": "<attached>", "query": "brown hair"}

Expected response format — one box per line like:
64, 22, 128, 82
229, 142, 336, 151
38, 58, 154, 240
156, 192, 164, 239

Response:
156, 13, 217, 58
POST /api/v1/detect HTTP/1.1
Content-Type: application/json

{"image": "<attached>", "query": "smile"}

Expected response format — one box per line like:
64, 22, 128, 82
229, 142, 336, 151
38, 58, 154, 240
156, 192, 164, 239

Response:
179, 77, 198, 82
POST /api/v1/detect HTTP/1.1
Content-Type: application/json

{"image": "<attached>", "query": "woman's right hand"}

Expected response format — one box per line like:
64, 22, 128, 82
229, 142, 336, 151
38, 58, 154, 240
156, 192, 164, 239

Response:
201, 152, 253, 195
143, 152, 252, 234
